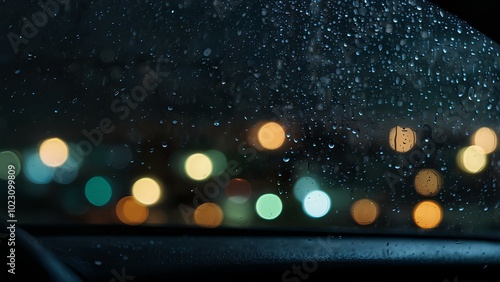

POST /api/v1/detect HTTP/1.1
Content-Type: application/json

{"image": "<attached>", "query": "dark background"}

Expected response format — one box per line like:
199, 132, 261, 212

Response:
430, 0, 499, 43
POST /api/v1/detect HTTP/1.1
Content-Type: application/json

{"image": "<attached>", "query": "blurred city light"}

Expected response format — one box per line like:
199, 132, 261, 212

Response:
184, 153, 213, 181
293, 175, 321, 202
39, 137, 69, 167
23, 148, 55, 185
412, 200, 443, 229
205, 149, 227, 176
413, 168, 443, 197
225, 178, 252, 203
194, 202, 224, 228
350, 198, 379, 225
388, 126, 416, 153
302, 190, 331, 218
222, 199, 253, 227
258, 122, 286, 150
116, 196, 149, 225
255, 193, 283, 220
471, 127, 497, 154
456, 145, 488, 174
131, 177, 163, 206
0, 150, 21, 179
85, 176, 113, 206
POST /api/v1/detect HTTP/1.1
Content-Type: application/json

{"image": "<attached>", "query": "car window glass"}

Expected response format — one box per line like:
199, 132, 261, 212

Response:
1, 0, 499, 238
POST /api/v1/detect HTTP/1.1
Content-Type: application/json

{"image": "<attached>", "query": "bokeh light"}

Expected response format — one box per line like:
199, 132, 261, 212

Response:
413, 168, 443, 197
472, 127, 497, 154
0, 150, 21, 179
205, 149, 227, 176
53, 165, 80, 185
293, 176, 321, 202
257, 122, 286, 150
222, 199, 253, 227
303, 190, 331, 218
53, 143, 82, 184
350, 198, 379, 225
116, 196, 149, 225
194, 202, 224, 228
23, 149, 55, 185
225, 178, 252, 203
85, 176, 113, 206
388, 126, 416, 153
184, 153, 213, 181
412, 200, 443, 229
131, 177, 162, 205
456, 145, 488, 174
39, 137, 69, 167
255, 193, 283, 220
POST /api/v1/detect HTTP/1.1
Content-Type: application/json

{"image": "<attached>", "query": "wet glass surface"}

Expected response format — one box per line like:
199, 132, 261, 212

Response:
1, 0, 500, 238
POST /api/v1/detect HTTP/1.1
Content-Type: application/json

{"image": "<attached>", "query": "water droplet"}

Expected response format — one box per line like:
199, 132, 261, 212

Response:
203, 48, 212, 56
214, 121, 220, 127
283, 156, 290, 162
328, 143, 335, 149
94, 260, 102, 266
162, 142, 168, 148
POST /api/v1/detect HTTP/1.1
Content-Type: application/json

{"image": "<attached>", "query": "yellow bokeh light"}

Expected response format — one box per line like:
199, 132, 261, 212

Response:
456, 145, 488, 174
194, 202, 224, 228
388, 126, 416, 153
472, 127, 497, 154
116, 196, 149, 225
39, 138, 69, 167
412, 200, 443, 229
257, 122, 286, 150
184, 153, 213, 181
414, 168, 443, 197
351, 198, 379, 225
132, 177, 162, 205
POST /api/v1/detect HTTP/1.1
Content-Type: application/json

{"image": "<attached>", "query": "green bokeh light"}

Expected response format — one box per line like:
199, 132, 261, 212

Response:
85, 176, 113, 206
0, 150, 22, 180
255, 193, 282, 220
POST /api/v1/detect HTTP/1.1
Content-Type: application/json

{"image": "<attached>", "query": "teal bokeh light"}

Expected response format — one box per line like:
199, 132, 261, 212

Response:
85, 176, 113, 206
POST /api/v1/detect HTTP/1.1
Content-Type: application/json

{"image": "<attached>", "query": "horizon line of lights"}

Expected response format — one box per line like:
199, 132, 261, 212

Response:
0, 123, 497, 228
